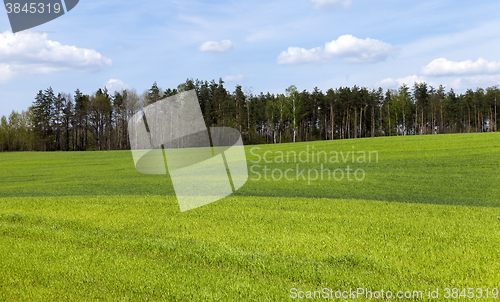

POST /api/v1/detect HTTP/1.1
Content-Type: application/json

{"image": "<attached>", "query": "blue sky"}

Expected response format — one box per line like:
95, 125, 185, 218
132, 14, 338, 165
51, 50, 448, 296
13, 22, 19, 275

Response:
1, 0, 500, 117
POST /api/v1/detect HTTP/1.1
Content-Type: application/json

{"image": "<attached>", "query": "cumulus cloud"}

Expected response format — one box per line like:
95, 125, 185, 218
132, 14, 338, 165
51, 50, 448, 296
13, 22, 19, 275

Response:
311, 0, 352, 9
421, 57, 500, 76
376, 57, 500, 90
223, 74, 246, 82
277, 35, 393, 65
198, 40, 233, 52
325, 35, 394, 63
376, 73, 500, 91
104, 79, 129, 93
277, 46, 324, 65
448, 75, 500, 90
376, 75, 427, 88
0, 31, 112, 82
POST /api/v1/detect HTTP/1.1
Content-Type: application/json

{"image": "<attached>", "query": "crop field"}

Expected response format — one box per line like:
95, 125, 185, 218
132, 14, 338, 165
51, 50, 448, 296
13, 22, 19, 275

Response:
0, 132, 499, 301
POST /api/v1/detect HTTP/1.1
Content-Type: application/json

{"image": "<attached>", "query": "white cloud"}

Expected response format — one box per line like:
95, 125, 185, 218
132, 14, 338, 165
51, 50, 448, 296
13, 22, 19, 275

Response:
277, 35, 393, 65
448, 75, 500, 90
376, 57, 500, 91
104, 79, 129, 93
0, 31, 112, 83
376, 73, 500, 92
325, 35, 394, 63
377, 56, 500, 91
376, 75, 427, 88
311, 0, 352, 9
277, 47, 324, 65
421, 57, 500, 76
198, 40, 233, 52
223, 74, 246, 82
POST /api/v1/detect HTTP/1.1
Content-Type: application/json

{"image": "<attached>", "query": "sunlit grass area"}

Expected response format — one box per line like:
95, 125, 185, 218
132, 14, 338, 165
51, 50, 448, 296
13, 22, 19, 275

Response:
0, 132, 499, 300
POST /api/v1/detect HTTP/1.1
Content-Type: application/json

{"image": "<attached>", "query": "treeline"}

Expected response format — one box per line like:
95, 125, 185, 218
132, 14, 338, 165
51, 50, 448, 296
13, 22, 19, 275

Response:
0, 78, 498, 152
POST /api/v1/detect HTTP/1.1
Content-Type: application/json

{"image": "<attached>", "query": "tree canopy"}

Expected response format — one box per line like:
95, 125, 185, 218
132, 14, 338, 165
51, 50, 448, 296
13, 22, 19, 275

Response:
0, 79, 498, 152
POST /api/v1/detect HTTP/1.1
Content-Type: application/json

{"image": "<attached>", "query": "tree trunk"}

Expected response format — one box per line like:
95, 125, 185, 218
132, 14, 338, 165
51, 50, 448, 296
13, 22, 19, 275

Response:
388, 104, 391, 136
495, 96, 497, 132
359, 107, 363, 138
371, 106, 375, 137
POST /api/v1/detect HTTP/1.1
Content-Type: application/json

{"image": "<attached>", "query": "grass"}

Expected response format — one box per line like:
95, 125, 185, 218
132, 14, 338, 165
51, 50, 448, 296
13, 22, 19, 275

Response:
0, 132, 499, 300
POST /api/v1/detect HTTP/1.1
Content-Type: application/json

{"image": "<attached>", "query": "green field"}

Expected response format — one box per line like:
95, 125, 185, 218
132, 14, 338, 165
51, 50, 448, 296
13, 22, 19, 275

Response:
0, 133, 499, 301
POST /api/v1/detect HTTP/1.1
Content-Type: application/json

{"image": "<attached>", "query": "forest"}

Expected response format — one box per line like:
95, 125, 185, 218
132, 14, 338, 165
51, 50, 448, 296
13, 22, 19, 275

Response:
0, 78, 498, 151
